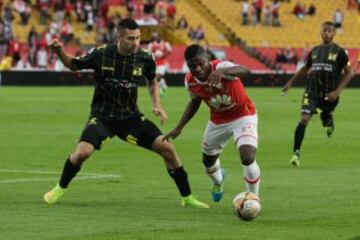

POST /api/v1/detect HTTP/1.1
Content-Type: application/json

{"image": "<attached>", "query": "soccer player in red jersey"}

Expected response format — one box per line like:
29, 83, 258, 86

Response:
164, 44, 261, 202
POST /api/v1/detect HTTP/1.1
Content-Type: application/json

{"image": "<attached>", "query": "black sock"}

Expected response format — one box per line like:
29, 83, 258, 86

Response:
167, 166, 191, 197
293, 123, 307, 156
59, 158, 81, 188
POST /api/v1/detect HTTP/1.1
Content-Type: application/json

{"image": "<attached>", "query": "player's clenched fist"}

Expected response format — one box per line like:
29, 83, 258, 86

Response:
50, 39, 63, 53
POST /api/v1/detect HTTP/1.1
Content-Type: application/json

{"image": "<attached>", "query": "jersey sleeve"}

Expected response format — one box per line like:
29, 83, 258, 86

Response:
71, 47, 100, 70
143, 50, 157, 81
215, 61, 235, 69
337, 48, 350, 69
305, 50, 313, 68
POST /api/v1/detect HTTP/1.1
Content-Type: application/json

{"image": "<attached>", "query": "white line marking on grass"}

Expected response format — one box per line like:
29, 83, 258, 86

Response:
0, 168, 120, 177
0, 175, 119, 184
0, 168, 121, 184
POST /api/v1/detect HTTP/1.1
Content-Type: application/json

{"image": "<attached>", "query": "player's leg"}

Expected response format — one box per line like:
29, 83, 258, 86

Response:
233, 115, 260, 196
290, 93, 316, 166
201, 121, 231, 202
156, 65, 168, 96
320, 98, 339, 138
120, 116, 209, 208
44, 117, 113, 204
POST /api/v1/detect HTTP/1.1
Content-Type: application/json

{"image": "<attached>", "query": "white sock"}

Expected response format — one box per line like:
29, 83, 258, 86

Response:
243, 160, 260, 196
205, 159, 223, 184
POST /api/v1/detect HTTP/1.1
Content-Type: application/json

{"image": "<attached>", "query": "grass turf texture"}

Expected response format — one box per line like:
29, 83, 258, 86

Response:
0, 87, 359, 240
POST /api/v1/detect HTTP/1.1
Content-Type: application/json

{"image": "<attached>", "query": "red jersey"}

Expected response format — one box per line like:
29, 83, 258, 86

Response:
185, 60, 256, 124
148, 40, 171, 66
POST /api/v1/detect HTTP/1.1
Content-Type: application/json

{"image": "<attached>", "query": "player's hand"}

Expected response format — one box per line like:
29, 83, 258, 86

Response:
50, 39, 63, 53
153, 107, 168, 125
281, 83, 291, 95
162, 128, 182, 141
208, 69, 224, 88
325, 91, 339, 102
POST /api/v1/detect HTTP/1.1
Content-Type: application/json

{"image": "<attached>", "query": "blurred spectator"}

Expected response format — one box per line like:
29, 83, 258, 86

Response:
8, 36, 21, 64
255, 0, 263, 23
60, 19, 73, 43
275, 49, 286, 63
194, 24, 205, 41
263, 5, 271, 25
176, 15, 188, 29
333, 9, 343, 33
144, 0, 156, 16
3, 3, 14, 23
14, 54, 32, 69
0, 22, 7, 61
27, 26, 40, 49
155, 0, 165, 20
75, 0, 84, 22
292, 1, 305, 20
347, 0, 357, 10
188, 27, 196, 40
133, 0, 144, 18
271, 0, 281, 27
307, 3, 316, 16
14, 0, 31, 25
166, 1, 176, 28
64, 0, 74, 23
37, 45, 48, 69
53, 0, 64, 23
148, 33, 172, 96
38, 0, 50, 25
241, 0, 250, 25
84, 2, 95, 31
250, 0, 257, 25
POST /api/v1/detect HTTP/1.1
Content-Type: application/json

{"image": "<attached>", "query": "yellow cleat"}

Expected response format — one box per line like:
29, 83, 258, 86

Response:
181, 195, 210, 209
44, 184, 65, 205
290, 155, 300, 167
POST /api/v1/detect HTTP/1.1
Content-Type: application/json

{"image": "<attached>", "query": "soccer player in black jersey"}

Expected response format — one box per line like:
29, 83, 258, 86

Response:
282, 21, 353, 167
43, 18, 209, 208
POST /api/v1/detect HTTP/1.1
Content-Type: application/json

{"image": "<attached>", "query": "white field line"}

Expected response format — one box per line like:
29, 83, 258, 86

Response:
0, 168, 121, 184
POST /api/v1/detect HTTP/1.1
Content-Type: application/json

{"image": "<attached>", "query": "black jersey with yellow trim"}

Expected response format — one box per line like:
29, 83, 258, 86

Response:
305, 42, 349, 97
72, 44, 156, 120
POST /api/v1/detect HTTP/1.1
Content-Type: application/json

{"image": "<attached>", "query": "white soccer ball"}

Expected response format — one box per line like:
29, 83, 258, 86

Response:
232, 192, 261, 221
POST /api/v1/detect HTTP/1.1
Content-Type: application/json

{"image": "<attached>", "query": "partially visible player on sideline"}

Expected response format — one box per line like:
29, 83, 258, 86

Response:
43, 18, 209, 209
163, 44, 261, 202
282, 21, 353, 167
148, 33, 172, 96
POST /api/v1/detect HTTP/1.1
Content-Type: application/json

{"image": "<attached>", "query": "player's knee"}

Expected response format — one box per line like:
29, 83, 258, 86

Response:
239, 146, 256, 166
202, 154, 218, 167
71, 145, 93, 164
157, 141, 177, 159
300, 117, 310, 125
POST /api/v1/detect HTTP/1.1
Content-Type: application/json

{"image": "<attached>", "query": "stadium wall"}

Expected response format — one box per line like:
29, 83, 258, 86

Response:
1, 71, 360, 87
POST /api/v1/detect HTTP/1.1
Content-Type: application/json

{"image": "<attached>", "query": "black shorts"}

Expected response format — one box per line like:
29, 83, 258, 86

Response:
79, 115, 162, 150
301, 93, 339, 115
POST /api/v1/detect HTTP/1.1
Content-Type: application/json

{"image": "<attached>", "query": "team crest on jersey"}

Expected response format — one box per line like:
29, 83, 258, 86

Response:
328, 53, 337, 61
208, 94, 232, 110
133, 67, 142, 76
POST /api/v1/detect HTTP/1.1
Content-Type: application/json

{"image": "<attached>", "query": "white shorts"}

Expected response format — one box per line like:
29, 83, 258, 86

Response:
156, 64, 169, 76
201, 114, 258, 156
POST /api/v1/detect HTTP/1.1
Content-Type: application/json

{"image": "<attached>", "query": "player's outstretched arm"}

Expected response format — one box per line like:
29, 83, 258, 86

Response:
50, 39, 76, 70
326, 63, 353, 101
148, 77, 168, 124
282, 66, 309, 94
208, 65, 250, 87
163, 97, 202, 141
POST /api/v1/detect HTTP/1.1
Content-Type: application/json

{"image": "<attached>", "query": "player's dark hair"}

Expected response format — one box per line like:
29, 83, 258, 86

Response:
184, 44, 207, 61
117, 18, 139, 36
322, 21, 334, 28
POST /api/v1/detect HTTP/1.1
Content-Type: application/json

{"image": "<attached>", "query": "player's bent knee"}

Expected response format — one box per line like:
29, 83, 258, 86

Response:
71, 142, 94, 164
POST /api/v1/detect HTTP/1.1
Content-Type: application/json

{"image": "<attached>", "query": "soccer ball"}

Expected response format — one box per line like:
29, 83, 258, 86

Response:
232, 192, 261, 221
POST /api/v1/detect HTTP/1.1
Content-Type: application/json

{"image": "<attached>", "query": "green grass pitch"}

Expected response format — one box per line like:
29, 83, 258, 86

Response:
0, 86, 359, 240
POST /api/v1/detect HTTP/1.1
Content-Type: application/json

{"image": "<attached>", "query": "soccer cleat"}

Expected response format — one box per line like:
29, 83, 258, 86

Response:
181, 195, 210, 209
44, 184, 66, 205
290, 154, 300, 167
326, 123, 334, 138
211, 168, 226, 202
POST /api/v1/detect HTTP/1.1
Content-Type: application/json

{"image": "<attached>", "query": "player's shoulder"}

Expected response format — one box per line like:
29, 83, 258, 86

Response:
138, 48, 154, 58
